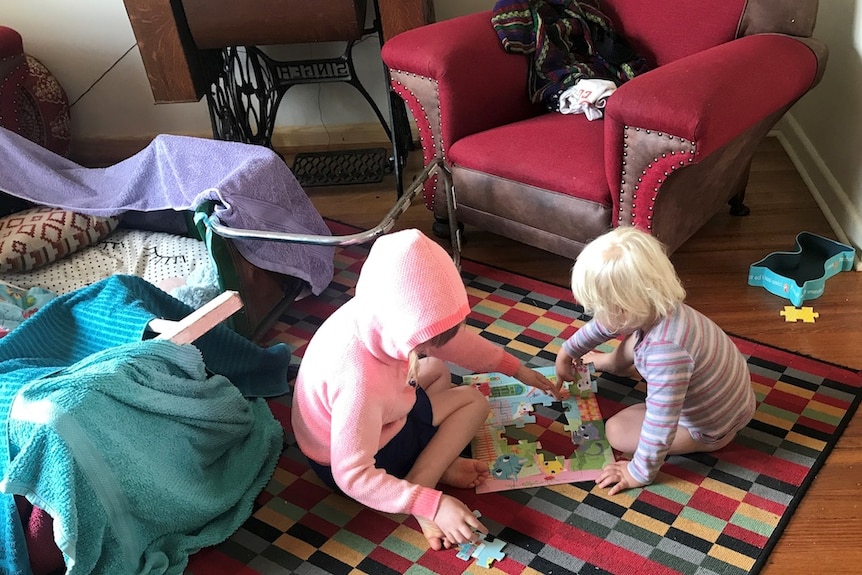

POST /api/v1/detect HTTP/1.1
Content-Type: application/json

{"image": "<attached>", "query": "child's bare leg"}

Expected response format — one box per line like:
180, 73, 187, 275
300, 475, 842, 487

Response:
408, 380, 490, 489
414, 358, 489, 487
607, 403, 738, 456
583, 334, 640, 379
407, 358, 490, 547
668, 426, 737, 455
605, 404, 646, 454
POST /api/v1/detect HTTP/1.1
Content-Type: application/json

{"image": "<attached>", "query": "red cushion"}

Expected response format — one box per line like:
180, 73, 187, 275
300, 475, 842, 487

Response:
0, 27, 71, 157
448, 112, 610, 206
0, 26, 26, 136
603, 0, 747, 66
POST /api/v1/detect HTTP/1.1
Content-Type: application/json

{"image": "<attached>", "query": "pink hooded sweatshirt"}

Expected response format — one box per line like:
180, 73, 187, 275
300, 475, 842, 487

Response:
291, 229, 520, 520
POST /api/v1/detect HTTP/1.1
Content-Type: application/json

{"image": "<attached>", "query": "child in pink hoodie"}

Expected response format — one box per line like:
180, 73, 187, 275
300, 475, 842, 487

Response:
292, 229, 561, 550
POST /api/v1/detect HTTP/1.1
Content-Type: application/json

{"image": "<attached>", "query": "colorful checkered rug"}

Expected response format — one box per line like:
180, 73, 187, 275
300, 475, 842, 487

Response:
188, 231, 862, 575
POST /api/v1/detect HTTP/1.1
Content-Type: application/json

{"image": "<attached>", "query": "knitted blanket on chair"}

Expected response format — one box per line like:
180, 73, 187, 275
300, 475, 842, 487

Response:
491, 0, 651, 110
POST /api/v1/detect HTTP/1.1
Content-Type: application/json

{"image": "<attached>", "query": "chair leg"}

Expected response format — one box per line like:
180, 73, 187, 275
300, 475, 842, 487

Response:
431, 217, 465, 240
728, 188, 751, 216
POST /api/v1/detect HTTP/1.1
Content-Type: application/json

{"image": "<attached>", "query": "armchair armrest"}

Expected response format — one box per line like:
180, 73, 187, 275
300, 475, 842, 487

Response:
602, 33, 825, 247
382, 10, 542, 209
604, 33, 822, 181
382, 10, 541, 153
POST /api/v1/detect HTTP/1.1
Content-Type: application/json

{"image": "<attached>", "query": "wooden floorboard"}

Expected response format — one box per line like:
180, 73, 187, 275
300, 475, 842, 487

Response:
298, 136, 862, 574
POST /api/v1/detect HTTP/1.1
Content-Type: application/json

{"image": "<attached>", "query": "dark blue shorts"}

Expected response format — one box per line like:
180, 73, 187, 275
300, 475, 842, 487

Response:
307, 385, 438, 491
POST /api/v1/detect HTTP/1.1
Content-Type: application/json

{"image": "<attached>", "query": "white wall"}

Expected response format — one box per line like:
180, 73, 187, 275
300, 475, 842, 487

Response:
778, 0, 862, 261
2, 0, 860, 252
0, 0, 410, 138
0, 0, 497, 140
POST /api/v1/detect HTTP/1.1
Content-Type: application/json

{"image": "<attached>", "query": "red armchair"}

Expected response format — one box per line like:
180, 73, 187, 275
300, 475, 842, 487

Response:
381, 0, 827, 258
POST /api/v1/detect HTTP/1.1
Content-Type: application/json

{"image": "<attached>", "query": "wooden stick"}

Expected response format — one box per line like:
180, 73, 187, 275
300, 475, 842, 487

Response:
150, 290, 243, 344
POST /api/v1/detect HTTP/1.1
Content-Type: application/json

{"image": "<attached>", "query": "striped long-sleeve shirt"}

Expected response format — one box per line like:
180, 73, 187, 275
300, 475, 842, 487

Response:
562, 303, 755, 484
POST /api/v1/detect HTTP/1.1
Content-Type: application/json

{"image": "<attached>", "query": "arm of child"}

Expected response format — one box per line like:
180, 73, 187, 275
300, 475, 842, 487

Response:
555, 348, 579, 384
434, 329, 562, 398
625, 341, 694, 488
556, 319, 616, 382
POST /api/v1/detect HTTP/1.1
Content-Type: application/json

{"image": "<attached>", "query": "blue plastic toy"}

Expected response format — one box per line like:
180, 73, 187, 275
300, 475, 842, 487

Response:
748, 232, 855, 307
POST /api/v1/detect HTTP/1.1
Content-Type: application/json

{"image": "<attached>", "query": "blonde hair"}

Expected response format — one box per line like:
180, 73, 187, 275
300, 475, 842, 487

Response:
571, 227, 685, 331
406, 320, 465, 384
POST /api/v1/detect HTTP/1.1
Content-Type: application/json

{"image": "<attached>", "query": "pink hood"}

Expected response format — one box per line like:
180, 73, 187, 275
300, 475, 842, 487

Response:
352, 229, 469, 360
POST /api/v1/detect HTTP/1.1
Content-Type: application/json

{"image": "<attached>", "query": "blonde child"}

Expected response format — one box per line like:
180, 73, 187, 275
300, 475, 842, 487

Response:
555, 227, 755, 495
292, 229, 561, 550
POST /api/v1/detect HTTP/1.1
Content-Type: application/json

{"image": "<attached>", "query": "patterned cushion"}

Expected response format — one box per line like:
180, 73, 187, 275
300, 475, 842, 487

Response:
0, 206, 120, 272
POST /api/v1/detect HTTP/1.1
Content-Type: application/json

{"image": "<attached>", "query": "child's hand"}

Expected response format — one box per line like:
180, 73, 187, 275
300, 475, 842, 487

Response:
433, 494, 487, 546
596, 460, 646, 495
515, 364, 563, 400
554, 350, 578, 385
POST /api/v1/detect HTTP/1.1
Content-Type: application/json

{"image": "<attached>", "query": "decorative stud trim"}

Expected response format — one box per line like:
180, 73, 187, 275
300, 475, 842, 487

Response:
617, 125, 697, 232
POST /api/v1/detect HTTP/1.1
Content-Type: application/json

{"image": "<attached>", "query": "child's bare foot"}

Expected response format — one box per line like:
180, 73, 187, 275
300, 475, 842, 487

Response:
416, 516, 450, 550
583, 350, 640, 379
439, 457, 489, 489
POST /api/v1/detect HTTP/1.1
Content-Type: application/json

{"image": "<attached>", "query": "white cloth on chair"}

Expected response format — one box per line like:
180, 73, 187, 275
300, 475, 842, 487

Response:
557, 78, 617, 120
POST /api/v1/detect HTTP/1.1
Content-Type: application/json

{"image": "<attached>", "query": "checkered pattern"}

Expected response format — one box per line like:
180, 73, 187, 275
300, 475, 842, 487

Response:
188, 237, 862, 575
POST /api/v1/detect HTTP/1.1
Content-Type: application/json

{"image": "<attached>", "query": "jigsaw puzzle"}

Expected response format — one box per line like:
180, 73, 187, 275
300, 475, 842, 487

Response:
463, 364, 613, 493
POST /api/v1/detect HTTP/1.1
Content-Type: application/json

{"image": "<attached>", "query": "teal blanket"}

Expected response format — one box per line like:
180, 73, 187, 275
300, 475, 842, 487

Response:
0, 276, 290, 574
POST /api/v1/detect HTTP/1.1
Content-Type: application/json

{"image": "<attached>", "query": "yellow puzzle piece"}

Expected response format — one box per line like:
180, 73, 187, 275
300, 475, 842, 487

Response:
780, 306, 819, 323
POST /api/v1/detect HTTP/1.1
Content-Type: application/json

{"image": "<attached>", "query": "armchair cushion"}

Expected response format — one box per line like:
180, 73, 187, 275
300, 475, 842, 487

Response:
450, 113, 608, 205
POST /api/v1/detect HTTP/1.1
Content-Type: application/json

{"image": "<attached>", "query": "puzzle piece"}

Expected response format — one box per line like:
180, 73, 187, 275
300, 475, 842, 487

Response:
473, 536, 507, 568
510, 406, 536, 428
536, 453, 567, 477
780, 306, 819, 323
456, 541, 479, 561
569, 362, 598, 395
561, 401, 584, 435
457, 511, 507, 569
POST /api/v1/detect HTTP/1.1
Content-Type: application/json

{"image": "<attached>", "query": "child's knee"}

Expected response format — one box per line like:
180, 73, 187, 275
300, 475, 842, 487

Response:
462, 385, 491, 418
603, 412, 639, 453
604, 416, 625, 450
417, 357, 451, 389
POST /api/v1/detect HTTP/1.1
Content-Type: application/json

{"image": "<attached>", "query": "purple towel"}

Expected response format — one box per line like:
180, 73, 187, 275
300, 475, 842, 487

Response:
0, 127, 334, 294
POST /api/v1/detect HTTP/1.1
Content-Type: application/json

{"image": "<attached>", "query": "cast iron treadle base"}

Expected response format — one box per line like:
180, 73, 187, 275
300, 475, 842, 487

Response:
291, 147, 390, 187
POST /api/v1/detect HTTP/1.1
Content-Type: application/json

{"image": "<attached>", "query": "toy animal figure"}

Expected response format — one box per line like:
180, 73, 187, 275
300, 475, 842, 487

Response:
491, 454, 525, 481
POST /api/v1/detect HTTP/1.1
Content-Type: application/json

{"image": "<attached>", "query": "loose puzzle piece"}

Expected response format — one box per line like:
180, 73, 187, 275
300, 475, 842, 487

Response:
473, 536, 507, 568
780, 306, 819, 323
457, 511, 507, 568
